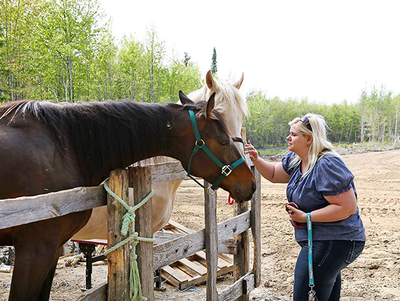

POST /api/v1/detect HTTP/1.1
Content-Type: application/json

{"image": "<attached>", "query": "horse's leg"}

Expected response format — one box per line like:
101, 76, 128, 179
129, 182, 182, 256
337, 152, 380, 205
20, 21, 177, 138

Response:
10, 230, 61, 300
37, 246, 62, 301
9, 211, 92, 301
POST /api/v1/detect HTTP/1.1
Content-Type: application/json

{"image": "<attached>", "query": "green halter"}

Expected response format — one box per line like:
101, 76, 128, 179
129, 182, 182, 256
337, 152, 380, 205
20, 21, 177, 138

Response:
186, 109, 245, 194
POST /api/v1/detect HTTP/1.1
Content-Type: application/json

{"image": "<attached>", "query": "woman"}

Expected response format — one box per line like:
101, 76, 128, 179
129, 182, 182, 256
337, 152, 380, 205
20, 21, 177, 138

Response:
245, 113, 365, 301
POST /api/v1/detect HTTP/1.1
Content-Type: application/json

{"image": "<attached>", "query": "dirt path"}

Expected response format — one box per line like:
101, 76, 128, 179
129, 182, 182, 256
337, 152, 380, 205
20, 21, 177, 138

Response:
0, 149, 399, 300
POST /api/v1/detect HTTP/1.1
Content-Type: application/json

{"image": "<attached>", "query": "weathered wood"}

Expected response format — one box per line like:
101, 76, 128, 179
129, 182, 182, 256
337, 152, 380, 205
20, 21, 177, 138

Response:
153, 211, 251, 270
107, 169, 130, 301
251, 167, 262, 287
154, 231, 185, 245
129, 166, 154, 301
0, 161, 188, 232
204, 181, 218, 301
146, 161, 187, 183
218, 272, 255, 301
234, 198, 250, 301
77, 282, 107, 301
0, 185, 106, 230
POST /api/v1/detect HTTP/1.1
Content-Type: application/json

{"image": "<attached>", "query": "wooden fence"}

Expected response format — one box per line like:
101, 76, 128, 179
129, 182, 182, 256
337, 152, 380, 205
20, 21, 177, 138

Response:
0, 159, 261, 301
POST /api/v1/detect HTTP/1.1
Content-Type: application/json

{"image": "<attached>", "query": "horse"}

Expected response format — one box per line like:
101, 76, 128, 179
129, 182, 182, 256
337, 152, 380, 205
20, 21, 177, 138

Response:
0, 91, 256, 301
73, 70, 248, 239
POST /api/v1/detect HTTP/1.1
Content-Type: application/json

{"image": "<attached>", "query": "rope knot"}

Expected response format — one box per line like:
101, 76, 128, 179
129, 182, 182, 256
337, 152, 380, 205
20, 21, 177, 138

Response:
103, 180, 155, 301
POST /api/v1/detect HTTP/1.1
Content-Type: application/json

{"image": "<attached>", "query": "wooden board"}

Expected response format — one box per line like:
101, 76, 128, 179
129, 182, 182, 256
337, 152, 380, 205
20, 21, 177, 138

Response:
157, 220, 234, 290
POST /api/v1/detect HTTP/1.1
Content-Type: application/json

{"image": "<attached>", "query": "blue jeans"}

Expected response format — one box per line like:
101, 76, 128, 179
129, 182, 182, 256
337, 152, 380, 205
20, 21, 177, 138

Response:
293, 240, 365, 301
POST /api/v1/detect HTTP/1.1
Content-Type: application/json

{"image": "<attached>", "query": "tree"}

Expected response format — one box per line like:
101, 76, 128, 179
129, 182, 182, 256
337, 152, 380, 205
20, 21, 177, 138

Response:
115, 35, 145, 100
0, 0, 44, 101
144, 26, 166, 103
184, 52, 191, 67
30, 0, 107, 102
211, 47, 217, 75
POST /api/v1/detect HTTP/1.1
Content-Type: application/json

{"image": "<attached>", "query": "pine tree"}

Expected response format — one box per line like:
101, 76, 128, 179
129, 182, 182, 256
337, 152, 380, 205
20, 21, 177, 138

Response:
211, 47, 217, 75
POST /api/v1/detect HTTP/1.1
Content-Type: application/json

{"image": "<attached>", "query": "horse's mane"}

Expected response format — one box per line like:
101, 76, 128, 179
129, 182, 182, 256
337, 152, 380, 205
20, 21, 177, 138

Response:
189, 81, 248, 117
0, 100, 224, 182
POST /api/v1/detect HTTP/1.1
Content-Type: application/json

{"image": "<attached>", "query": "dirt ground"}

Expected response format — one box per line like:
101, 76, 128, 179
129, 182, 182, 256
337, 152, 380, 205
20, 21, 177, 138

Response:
0, 149, 400, 300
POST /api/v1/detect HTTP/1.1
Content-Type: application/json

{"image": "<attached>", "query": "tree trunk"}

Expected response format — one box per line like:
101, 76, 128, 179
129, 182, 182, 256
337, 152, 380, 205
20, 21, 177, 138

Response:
68, 55, 73, 102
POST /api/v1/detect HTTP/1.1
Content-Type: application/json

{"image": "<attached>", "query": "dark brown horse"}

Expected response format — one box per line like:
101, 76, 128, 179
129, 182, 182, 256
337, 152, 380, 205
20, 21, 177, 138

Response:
0, 91, 255, 301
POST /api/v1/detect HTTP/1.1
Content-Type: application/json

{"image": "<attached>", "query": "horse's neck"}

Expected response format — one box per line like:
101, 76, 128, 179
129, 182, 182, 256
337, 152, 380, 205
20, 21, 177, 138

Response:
73, 103, 172, 185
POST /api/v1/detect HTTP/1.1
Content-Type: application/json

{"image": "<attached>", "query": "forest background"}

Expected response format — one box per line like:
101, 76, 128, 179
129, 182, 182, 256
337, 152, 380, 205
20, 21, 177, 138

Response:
1, 0, 399, 151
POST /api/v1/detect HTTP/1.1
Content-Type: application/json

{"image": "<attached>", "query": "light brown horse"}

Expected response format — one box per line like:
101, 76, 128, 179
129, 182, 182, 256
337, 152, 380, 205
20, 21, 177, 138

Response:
73, 71, 248, 239
0, 92, 255, 301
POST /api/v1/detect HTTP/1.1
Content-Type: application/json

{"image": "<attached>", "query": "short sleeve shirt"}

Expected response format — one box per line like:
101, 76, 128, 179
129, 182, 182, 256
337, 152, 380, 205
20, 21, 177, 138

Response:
282, 152, 366, 242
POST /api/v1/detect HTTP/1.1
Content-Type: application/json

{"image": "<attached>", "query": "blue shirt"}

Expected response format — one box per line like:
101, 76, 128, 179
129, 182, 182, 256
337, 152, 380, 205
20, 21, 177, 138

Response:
282, 152, 366, 242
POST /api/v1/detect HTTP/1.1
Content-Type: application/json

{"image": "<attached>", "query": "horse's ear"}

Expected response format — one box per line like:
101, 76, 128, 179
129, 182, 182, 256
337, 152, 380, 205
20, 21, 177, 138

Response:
179, 90, 194, 105
233, 73, 244, 90
204, 92, 216, 118
206, 70, 219, 92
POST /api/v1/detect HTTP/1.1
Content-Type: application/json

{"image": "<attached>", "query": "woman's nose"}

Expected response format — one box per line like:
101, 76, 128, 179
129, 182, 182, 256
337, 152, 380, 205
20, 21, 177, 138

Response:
286, 135, 290, 141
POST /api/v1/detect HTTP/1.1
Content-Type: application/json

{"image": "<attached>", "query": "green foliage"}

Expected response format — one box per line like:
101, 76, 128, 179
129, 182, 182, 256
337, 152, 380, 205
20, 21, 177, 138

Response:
244, 88, 399, 148
0, 0, 202, 103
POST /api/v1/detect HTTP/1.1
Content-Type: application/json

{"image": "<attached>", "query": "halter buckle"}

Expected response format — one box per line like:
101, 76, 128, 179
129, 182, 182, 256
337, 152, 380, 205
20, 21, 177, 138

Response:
221, 165, 233, 177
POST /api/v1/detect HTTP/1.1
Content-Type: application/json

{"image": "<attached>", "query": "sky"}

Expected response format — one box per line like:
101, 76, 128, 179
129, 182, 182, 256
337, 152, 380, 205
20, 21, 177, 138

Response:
98, 0, 400, 105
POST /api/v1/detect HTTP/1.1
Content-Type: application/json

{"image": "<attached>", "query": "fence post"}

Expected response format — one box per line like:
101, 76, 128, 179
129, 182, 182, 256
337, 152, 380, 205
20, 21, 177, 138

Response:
204, 181, 218, 301
107, 169, 130, 301
129, 166, 154, 301
233, 127, 250, 301
251, 166, 262, 287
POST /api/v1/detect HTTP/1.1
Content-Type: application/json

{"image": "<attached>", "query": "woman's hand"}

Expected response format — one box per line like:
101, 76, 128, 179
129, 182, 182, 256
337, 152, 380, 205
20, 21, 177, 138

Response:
286, 204, 307, 224
245, 140, 259, 162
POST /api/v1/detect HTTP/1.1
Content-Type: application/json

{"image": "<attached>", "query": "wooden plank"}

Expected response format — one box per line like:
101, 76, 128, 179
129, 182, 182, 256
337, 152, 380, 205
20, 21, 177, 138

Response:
218, 273, 255, 301
153, 211, 251, 270
194, 251, 231, 269
107, 169, 130, 301
160, 268, 179, 287
204, 181, 218, 301
147, 161, 187, 184
154, 231, 185, 245
77, 282, 107, 301
162, 265, 189, 283
251, 167, 262, 287
0, 185, 106, 230
179, 263, 235, 290
168, 219, 195, 234
130, 166, 154, 301
178, 258, 207, 275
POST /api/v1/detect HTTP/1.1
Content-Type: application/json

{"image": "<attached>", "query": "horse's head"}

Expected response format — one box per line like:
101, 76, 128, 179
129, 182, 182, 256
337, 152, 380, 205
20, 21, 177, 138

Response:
166, 91, 255, 203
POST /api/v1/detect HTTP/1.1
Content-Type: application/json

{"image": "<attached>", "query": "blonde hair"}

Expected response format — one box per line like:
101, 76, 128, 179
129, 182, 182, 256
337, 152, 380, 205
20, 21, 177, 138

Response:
288, 113, 339, 177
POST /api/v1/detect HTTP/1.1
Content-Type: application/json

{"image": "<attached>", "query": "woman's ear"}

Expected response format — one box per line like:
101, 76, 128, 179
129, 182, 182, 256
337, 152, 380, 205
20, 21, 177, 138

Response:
307, 134, 313, 145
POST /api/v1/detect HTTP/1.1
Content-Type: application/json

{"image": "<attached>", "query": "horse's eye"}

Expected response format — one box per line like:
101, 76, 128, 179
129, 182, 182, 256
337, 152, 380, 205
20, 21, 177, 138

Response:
221, 140, 229, 147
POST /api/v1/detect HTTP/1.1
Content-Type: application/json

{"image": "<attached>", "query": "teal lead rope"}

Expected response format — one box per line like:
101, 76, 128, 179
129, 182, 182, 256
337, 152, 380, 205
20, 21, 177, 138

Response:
104, 180, 155, 301
307, 212, 317, 301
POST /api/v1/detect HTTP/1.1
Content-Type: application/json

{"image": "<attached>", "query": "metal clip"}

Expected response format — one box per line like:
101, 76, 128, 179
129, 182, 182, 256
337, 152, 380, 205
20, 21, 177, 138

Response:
308, 287, 317, 301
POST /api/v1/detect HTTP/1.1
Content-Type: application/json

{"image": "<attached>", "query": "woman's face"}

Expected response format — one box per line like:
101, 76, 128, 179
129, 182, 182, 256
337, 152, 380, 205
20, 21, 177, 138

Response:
286, 124, 311, 155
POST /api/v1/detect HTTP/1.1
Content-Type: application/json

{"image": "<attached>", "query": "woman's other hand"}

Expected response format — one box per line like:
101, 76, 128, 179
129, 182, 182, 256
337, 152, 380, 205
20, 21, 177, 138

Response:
245, 140, 259, 162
